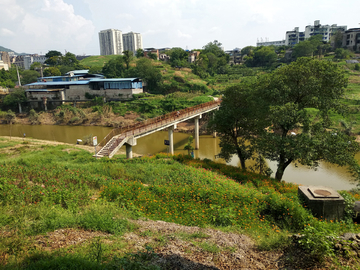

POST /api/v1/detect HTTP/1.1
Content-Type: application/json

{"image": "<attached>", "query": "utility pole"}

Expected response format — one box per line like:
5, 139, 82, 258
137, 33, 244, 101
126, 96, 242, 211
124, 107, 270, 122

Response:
16, 65, 21, 86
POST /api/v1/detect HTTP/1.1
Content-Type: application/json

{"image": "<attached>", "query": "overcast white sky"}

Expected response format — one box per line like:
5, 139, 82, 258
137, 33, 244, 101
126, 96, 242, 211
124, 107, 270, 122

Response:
1, 0, 359, 55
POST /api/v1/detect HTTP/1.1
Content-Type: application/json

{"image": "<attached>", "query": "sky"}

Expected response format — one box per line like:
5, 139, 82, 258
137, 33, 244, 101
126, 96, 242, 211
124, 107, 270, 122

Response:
1, 0, 359, 56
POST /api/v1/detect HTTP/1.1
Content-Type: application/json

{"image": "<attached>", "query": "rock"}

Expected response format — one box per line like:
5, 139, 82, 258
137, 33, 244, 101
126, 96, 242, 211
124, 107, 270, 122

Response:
341, 233, 357, 241
334, 243, 342, 250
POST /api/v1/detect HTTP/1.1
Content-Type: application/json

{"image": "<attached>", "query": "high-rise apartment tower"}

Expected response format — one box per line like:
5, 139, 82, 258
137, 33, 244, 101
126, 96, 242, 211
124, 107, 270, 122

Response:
122, 32, 143, 54
99, 29, 124, 55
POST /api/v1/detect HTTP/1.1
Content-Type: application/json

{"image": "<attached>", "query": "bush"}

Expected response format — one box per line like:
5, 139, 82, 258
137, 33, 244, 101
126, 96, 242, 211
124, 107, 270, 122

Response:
69, 117, 80, 124
5, 110, 15, 124
298, 224, 337, 261
82, 134, 93, 145
29, 109, 40, 124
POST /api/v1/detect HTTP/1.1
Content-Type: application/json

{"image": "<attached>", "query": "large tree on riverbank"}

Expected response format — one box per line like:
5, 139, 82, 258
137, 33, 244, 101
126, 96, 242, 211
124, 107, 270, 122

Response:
259, 57, 360, 181
215, 57, 360, 181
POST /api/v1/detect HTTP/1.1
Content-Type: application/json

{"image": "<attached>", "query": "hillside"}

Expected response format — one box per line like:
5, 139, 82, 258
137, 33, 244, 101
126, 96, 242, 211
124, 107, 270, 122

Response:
0, 45, 27, 55
1, 136, 360, 269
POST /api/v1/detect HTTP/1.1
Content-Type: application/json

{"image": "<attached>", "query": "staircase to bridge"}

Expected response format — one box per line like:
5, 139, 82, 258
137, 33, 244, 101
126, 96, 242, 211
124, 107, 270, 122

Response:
94, 99, 221, 158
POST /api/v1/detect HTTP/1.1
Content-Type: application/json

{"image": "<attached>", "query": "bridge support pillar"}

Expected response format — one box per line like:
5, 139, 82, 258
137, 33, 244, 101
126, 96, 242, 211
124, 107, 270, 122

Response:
125, 137, 137, 159
168, 124, 177, 155
195, 115, 201, 150
126, 144, 133, 159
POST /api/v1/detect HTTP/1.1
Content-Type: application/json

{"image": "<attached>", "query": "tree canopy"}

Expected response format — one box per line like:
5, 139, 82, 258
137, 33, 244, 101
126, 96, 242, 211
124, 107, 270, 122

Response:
209, 78, 268, 170
213, 57, 360, 181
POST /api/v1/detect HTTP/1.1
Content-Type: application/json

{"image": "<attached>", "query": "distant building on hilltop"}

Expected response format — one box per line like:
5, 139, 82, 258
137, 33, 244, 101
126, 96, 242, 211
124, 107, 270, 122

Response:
99, 29, 143, 56
343, 28, 360, 51
257, 20, 347, 47
24, 54, 47, 70
99, 29, 124, 55
0, 51, 11, 69
123, 32, 143, 54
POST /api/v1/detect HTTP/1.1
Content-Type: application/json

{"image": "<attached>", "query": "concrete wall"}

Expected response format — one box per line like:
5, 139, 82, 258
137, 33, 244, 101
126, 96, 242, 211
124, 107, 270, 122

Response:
65, 85, 143, 100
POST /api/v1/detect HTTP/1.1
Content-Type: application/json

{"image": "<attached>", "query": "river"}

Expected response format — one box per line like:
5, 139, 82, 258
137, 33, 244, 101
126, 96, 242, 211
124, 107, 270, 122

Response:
0, 124, 358, 190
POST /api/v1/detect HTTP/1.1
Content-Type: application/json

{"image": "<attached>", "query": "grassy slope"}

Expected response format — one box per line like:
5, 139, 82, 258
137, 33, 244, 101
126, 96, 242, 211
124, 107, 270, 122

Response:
1, 137, 360, 268
80, 55, 119, 68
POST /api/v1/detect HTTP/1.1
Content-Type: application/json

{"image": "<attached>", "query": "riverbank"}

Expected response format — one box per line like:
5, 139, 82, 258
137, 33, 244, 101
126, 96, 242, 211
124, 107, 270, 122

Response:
0, 136, 141, 158
4, 107, 210, 135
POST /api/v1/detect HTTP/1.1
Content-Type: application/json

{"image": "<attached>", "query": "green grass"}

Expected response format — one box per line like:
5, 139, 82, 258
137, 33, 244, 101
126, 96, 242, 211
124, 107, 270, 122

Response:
79, 55, 119, 68
0, 138, 360, 268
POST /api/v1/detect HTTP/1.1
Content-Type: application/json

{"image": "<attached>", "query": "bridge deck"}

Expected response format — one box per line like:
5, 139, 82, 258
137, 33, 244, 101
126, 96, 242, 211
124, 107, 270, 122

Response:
95, 99, 221, 158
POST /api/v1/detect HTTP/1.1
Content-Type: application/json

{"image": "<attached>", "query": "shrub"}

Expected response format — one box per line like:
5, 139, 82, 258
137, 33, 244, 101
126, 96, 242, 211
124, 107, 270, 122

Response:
5, 110, 15, 124
69, 117, 80, 124
82, 134, 93, 145
298, 224, 337, 262
29, 109, 40, 124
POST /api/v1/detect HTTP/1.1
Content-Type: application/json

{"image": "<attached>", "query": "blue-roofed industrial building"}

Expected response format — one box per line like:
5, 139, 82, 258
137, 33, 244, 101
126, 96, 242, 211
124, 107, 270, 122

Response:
24, 70, 143, 108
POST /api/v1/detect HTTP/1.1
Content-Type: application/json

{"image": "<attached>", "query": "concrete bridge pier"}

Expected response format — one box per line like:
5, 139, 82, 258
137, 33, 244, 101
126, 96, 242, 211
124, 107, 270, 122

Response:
125, 137, 137, 159
168, 124, 177, 155
195, 115, 201, 150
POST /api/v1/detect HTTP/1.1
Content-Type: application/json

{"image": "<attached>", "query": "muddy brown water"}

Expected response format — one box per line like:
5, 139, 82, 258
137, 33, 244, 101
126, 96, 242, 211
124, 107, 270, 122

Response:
0, 124, 358, 190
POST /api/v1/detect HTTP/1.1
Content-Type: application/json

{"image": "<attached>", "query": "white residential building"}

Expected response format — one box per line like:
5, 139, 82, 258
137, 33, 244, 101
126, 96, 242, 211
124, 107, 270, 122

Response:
99, 29, 124, 55
122, 32, 143, 54
258, 20, 347, 47
304, 20, 347, 43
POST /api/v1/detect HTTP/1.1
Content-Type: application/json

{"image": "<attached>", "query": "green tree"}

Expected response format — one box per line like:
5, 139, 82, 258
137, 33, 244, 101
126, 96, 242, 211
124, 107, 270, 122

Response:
209, 79, 268, 170
147, 52, 157, 60
61, 52, 79, 66
21, 70, 40, 85
245, 46, 278, 67
135, 58, 163, 93
334, 48, 353, 60
0, 68, 17, 88
184, 136, 194, 156
30, 62, 42, 71
136, 48, 144, 58
45, 50, 63, 66
203, 40, 226, 58
331, 31, 344, 49
256, 57, 360, 181
43, 67, 61, 77
241, 46, 255, 57
102, 56, 126, 78
123, 50, 133, 70
292, 40, 315, 58
2, 88, 27, 111
169, 47, 188, 67
45, 50, 62, 58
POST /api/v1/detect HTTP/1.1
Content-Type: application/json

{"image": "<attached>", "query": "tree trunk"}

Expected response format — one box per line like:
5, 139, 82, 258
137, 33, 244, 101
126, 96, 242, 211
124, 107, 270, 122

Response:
275, 154, 293, 181
236, 147, 246, 170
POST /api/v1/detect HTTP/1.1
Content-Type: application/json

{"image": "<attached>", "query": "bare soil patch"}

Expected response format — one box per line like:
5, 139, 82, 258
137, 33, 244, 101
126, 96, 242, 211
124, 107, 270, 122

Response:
34, 228, 111, 251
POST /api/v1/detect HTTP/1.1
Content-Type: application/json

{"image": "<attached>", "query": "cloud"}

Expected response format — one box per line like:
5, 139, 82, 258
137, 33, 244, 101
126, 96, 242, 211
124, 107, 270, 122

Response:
177, 30, 191, 39
0, 28, 15, 37
0, 0, 95, 54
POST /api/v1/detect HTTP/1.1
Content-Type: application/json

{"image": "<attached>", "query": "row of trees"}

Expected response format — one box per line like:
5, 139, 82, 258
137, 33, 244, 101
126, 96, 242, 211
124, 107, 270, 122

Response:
210, 57, 360, 181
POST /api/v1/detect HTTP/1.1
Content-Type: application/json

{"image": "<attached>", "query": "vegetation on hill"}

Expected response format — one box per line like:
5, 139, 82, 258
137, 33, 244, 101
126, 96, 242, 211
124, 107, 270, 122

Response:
0, 137, 360, 269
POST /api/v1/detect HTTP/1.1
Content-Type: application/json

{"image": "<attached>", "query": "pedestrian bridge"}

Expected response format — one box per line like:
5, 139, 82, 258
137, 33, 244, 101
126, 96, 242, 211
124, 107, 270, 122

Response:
94, 99, 221, 158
